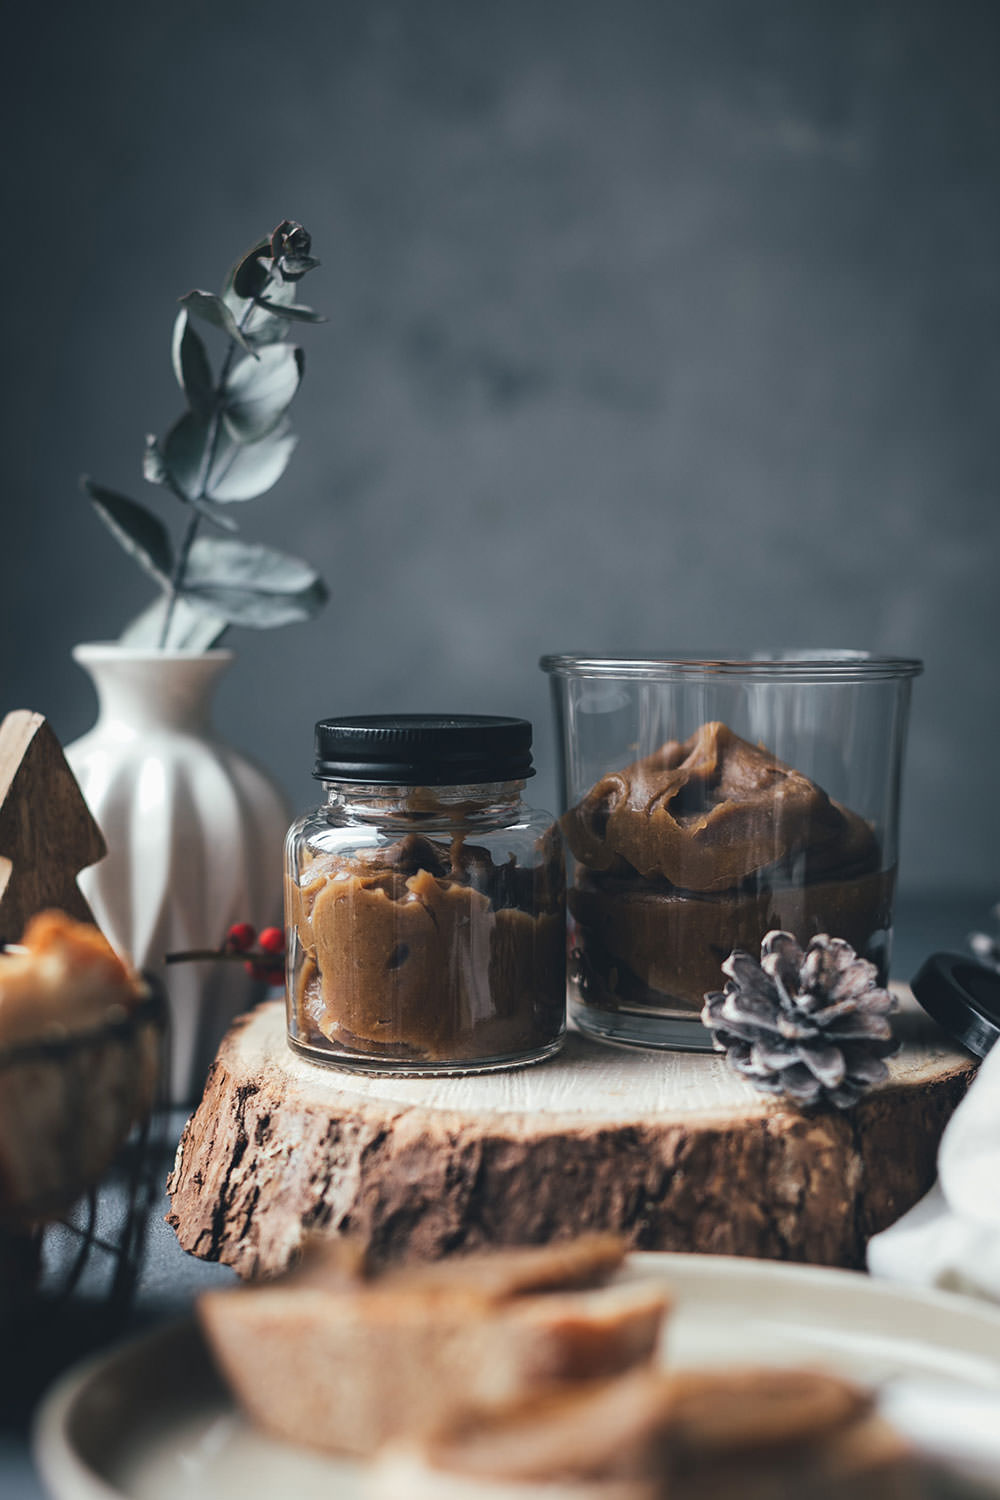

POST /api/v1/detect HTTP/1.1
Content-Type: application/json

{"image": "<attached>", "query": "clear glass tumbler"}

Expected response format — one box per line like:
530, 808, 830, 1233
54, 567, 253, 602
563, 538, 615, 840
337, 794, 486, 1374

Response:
541, 652, 922, 1051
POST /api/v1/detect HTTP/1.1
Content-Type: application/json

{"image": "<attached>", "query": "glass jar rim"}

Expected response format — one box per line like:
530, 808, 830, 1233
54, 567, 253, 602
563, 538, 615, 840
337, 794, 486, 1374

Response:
539, 650, 923, 683
319, 778, 527, 796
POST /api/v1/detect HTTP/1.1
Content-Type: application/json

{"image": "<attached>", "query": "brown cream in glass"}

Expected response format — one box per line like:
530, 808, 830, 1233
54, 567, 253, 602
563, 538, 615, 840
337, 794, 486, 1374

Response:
562, 721, 892, 1017
289, 818, 565, 1064
285, 714, 566, 1074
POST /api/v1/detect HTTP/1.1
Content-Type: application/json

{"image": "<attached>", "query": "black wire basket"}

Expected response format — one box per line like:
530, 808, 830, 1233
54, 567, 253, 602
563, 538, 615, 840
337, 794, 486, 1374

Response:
0, 975, 170, 1418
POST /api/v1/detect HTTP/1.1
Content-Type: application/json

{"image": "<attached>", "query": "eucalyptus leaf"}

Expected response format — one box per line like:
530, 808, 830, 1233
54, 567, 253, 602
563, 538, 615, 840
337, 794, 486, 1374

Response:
230, 240, 271, 300
223, 345, 303, 441
83, 478, 172, 582
225, 261, 291, 327
156, 415, 239, 529
120, 593, 229, 650
156, 414, 255, 528
159, 414, 271, 525
171, 311, 214, 417
255, 297, 326, 323
206, 422, 298, 503
182, 579, 326, 628
237, 274, 295, 347
222, 283, 249, 323
180, 536, 328, 627
162, 410, 212, 500
277, 253, 321, 280
178, 290, 256, 357
186, 535, 320, 591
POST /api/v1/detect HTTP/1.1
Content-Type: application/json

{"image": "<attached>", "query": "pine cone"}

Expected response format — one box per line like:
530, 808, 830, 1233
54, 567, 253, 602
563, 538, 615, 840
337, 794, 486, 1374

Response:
701, 931, 899, 1110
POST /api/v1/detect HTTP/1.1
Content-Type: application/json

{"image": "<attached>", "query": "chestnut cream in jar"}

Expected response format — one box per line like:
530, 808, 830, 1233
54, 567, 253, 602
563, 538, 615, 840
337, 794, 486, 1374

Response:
285, 715, 565, 1075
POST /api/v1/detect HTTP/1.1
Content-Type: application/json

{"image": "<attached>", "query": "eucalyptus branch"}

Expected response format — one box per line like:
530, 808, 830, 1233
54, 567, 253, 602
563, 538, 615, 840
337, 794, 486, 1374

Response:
84, 221, 329, 652
157, 275, 270, 648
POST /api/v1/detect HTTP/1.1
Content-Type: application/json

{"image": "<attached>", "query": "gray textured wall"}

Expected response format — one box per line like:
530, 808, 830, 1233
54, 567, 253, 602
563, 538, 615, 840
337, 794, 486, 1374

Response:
1, 0, 998, 895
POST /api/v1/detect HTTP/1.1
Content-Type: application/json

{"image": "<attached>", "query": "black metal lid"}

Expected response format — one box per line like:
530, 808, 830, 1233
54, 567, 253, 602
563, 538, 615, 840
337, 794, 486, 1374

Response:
313, 714, 535, 785
911, 953, 1000, 1059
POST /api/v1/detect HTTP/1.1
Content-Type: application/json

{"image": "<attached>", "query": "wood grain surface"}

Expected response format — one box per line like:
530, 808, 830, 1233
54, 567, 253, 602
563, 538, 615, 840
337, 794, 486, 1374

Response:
167, 988, 977, 1279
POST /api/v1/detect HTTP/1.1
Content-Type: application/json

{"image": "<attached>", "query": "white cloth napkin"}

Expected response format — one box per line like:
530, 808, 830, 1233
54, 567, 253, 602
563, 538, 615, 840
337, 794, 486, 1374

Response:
867, 1041, 1000, 1478
867, 1038, 1000, 1300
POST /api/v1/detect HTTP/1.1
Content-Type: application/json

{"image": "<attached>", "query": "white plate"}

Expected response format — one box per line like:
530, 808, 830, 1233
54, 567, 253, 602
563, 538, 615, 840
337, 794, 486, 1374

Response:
34, 1253, 1000, 1499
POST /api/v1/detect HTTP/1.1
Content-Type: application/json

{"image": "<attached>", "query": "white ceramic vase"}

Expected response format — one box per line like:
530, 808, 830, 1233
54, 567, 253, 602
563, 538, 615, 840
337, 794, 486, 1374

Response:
66, 644, 290, 1104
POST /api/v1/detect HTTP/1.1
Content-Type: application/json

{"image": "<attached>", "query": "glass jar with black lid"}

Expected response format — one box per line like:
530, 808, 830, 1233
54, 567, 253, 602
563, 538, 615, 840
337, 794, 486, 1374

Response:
285, 715, 566, 1074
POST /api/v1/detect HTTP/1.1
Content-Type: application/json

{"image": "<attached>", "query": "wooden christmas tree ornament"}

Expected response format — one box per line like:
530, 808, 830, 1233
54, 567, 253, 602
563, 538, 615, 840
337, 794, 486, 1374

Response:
0, 710, 106, 945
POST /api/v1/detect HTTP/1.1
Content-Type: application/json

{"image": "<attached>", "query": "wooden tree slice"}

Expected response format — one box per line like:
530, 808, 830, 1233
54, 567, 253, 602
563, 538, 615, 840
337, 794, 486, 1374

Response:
166, 990, 976, 1279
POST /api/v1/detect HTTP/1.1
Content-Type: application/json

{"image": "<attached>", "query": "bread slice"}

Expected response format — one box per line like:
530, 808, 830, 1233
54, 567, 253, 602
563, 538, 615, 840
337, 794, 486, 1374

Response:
0, 911, 160, 1226
369, 1366, 919, 1500
198, 1235, 670, 1458
371, 1368, 670, 1500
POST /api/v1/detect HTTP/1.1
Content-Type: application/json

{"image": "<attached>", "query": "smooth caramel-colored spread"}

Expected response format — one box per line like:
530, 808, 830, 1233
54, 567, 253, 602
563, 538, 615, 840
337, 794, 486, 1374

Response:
290, 831, 565, 1062
562, 722, 889, 1015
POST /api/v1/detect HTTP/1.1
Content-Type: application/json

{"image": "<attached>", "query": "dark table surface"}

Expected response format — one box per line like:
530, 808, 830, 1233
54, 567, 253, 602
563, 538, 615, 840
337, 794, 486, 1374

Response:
3, 891, 995, 1500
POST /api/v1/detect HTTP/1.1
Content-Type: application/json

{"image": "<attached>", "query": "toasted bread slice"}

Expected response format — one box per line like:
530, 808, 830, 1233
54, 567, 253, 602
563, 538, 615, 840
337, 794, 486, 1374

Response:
369, 1366, 918, 1500
198, 1235, 669, 1457
0, 911, 159, 1226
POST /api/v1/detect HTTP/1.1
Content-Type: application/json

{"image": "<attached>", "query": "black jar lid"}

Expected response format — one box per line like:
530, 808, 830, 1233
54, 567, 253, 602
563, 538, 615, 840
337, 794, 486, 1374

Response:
911, 952, 1000, 1059
313, 714, 535, 785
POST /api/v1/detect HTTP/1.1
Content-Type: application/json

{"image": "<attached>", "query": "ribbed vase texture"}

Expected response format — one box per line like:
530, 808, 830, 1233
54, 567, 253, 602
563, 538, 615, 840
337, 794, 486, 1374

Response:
66, 645, 289, 1103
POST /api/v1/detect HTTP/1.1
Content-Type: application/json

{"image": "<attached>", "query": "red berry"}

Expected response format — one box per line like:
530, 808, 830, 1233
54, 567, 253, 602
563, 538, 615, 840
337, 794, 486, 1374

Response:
225, 922, 256, 953
258, 926, 285, 955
